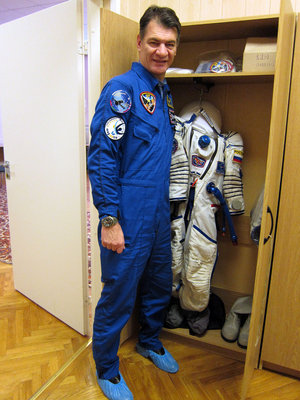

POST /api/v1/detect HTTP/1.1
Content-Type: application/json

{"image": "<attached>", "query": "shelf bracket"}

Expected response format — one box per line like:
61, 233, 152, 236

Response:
192, 77, 215, 93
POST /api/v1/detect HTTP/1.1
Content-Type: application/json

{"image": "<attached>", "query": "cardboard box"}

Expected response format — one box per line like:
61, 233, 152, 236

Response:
242, 37, 277, 72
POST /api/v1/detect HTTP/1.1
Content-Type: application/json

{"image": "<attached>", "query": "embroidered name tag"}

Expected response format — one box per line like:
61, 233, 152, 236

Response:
216, 161, 225, 174
167, 94, 174, 109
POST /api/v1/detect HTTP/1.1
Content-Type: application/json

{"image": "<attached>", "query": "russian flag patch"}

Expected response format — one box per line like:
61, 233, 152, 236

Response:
233, 155, 242, 164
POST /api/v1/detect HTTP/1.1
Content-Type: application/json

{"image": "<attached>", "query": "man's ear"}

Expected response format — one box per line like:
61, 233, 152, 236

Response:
137, 34, 142, 51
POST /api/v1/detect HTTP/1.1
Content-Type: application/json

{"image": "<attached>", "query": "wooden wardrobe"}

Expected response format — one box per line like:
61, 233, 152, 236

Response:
95, 1, 299, 397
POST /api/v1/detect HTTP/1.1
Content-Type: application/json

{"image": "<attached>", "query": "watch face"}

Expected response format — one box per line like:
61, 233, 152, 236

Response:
102, 216, 117, 227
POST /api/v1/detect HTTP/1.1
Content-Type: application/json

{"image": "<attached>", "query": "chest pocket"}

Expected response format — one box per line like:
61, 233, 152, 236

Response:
132, 112, 159, 143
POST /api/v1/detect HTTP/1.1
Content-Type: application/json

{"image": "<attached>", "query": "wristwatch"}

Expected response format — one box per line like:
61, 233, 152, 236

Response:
101, 215, 118, 228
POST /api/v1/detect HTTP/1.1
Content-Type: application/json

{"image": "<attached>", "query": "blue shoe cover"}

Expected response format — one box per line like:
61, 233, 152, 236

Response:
136, 343, 179, 373
96, 371, 133, 400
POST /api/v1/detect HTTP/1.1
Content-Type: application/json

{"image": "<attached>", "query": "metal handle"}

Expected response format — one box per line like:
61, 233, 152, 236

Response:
263, 206, 273, 244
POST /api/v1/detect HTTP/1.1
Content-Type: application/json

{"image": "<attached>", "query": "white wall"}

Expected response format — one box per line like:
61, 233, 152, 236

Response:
0, 108, 3, 147
117, 0, 300, 22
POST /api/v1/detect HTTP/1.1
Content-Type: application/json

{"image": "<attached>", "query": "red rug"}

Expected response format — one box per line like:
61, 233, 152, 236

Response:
0, 181, 12, 264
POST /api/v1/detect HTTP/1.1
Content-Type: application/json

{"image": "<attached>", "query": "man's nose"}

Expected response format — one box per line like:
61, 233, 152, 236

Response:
156, 43, 168, 56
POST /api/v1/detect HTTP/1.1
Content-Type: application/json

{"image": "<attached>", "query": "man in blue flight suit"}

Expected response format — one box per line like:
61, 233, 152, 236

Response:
88, 6, 181, 400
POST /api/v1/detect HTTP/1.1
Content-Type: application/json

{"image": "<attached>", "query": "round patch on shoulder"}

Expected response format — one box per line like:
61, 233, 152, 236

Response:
105, 117, 126, 140
110, 90, 132, 113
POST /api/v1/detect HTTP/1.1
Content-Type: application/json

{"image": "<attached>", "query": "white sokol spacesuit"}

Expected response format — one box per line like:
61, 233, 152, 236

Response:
167, 100, 244, 334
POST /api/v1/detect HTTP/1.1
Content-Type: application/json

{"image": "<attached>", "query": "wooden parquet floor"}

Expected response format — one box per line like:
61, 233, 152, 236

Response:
0, 261, 88, 400
34, 332, 300, 400
1, 260, 299, 400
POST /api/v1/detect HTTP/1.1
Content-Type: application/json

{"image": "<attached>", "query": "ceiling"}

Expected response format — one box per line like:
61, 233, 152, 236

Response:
0, 0, 67, 25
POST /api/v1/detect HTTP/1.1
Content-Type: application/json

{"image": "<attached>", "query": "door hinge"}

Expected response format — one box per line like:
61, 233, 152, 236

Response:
78, 41, 88, 55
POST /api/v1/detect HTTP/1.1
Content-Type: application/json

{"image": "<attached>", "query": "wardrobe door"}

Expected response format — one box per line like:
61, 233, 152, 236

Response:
0, 0, 88, 334
241, 0, 295, 397
260, 13, 300, 378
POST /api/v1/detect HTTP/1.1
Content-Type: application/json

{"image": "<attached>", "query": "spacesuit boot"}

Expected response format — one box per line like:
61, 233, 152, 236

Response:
165, 298, 185, 329
185, 307, 210, 336
237, 314, 251, 348
221, 308, 241, 342
221, 296, 252, 342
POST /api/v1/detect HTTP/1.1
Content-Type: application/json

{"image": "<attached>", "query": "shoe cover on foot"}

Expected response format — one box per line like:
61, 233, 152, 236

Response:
136, 343, 179, 373
96, 371, 133, 400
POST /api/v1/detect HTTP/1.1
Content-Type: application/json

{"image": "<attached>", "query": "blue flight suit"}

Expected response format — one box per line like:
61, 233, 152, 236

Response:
88, 62, 175, 380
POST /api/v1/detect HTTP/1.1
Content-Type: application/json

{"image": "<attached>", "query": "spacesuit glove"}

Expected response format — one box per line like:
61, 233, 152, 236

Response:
101, 223, 125, 254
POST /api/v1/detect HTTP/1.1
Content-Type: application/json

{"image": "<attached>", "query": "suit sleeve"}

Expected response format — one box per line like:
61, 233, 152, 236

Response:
87, 80, 132, 219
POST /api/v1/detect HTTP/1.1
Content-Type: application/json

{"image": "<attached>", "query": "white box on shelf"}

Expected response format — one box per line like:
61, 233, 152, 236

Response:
242, 37, 277, 72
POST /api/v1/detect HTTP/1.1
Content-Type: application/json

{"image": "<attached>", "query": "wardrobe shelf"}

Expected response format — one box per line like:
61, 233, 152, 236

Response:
163, 328, 246, 361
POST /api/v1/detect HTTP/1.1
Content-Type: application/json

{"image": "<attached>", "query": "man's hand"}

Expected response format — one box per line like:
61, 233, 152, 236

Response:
101, 223, 125, 254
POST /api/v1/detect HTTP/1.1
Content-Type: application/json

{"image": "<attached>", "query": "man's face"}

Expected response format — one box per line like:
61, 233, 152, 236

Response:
137, 19, 178, 81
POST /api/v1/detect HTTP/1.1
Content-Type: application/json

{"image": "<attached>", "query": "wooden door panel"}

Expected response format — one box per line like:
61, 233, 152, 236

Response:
260, 12, 300, 375
241, 0, 295, 397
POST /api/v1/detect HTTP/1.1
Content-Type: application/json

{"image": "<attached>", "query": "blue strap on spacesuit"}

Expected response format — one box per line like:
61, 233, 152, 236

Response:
184, 185, 196, 230
184, 113, 197, 125
206, 182, 238, 245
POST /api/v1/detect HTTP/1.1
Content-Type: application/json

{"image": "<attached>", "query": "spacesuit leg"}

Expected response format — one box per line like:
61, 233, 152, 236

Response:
180, 188, 218, 313
170, 200, 187, 296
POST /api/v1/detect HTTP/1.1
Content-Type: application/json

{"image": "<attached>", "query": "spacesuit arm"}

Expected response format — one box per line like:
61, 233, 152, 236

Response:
88, 80, 132, 220
222, 130, 245, 215
169, 116, 190, 201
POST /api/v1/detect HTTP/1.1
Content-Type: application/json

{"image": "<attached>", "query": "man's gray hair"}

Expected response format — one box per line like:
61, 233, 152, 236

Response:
139, 5, 181, 44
